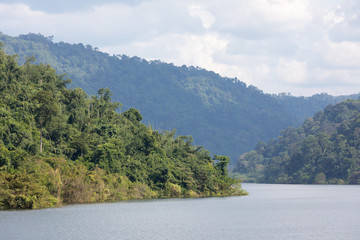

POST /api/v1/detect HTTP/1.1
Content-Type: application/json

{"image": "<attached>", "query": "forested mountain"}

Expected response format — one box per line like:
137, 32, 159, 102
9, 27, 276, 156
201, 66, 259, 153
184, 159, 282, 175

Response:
1, 32, 359, 162
235, 99, 360, 184
0, 47, 245, 209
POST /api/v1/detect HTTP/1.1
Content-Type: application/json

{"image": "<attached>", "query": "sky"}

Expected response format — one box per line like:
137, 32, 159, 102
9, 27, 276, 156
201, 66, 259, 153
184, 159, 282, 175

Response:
0, 0, 360, 96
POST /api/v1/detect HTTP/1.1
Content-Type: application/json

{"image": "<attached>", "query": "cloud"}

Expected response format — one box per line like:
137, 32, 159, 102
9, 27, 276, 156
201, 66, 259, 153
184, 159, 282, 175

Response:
276, 59, 308, 85
0, 0, 360, 96
325, 40, 360, 68
0, 0, 147, 13
207, 0, 312, 39
0, 1, 203, 45
188, 5, 215, 30
103, 32, 232, 71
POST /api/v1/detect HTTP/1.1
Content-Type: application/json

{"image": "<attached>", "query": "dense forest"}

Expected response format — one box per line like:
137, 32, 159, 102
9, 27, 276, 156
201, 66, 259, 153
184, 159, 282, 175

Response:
235, 100, 360, 184
0, 46, 246, 209
1, 32, 359, 162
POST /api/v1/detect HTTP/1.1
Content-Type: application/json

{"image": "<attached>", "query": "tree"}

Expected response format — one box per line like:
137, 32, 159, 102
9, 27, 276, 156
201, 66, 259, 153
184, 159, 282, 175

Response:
123, 108, 142, 123
33, 90, 58, 153
0, 47, 246, 210
214, 155, 230, 176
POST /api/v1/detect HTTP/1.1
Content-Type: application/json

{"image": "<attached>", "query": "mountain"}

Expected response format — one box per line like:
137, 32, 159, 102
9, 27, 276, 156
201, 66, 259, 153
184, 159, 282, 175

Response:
1, 32, 359, 162
235, 99, 360, 184
0, 47, 245, 209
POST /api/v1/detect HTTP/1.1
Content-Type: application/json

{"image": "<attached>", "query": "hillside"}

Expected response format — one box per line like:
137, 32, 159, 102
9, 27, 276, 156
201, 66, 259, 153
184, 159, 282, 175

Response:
0, 47, 245, 209
235, 99, 360, 184
1, 32, 359, 162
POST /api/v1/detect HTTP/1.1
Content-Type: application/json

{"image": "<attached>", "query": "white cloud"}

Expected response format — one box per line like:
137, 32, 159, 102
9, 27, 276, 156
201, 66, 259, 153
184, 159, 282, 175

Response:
188, 5, 215, 30
1, 0, 360, 97
0, 3, 50, 33
276, 59, 308, 85
0, 1, 202, 45
207, 0, 312, 38
325, 40, 360, 67
323, 8, 345, 25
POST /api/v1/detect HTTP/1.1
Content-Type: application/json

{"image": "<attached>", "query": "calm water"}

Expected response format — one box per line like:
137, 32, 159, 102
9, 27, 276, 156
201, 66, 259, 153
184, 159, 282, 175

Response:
1, 184, 359, 240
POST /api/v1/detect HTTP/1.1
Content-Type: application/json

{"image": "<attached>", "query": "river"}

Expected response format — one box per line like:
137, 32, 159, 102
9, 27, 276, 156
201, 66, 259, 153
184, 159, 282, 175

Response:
1, 184, 359, 240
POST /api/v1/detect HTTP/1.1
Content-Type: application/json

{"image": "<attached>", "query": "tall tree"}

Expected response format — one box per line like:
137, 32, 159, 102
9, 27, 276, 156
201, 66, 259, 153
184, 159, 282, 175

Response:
33, 90, 58, 153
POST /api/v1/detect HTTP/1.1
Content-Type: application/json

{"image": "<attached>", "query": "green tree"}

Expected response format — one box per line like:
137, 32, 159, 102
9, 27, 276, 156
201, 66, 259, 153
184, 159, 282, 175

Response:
214, 155, 230, 176
0, 47, 246, 209
33, 90, 58, 153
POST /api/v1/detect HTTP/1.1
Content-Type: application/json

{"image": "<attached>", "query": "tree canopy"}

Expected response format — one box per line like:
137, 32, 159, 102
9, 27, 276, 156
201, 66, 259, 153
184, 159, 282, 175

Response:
0, 48, 246, 209
234, 100, 360, 184
2, 32, 359, 163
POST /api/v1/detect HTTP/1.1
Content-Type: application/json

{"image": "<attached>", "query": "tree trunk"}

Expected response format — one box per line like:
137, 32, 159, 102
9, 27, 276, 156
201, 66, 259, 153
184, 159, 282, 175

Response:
40, 122, 43, 153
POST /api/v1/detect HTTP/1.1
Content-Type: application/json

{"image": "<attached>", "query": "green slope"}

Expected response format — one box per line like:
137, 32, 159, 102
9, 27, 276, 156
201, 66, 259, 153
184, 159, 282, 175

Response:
0, 47, 246, 209
1, 32, 359, 162
235, 99, 360, 184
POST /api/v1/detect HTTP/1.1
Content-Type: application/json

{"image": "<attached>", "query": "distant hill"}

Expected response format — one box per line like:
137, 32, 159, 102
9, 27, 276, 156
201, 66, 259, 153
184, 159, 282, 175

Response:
1, 32, 359, 162
235, 99, 360, 184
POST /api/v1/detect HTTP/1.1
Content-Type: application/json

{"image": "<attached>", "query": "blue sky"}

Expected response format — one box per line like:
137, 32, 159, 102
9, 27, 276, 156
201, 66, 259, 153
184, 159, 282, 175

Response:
1, 0, 360, 96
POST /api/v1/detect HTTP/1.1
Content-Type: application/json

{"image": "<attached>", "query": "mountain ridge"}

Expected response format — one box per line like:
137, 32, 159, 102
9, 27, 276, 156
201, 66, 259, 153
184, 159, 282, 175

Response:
1, 32, 359, 162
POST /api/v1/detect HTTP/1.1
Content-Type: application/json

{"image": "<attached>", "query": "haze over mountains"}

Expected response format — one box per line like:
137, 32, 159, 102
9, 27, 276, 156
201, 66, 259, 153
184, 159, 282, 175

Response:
1, 32, 359, 162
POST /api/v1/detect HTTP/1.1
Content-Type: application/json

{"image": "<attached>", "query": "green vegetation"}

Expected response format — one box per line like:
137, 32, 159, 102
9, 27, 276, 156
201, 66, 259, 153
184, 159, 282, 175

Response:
2, 32, 359, 162
0, 47, 246, 209
235, 100, 360, 184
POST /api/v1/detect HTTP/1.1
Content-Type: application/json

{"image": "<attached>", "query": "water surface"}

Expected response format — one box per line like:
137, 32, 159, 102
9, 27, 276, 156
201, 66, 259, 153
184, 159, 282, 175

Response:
1, 184, 359, 240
